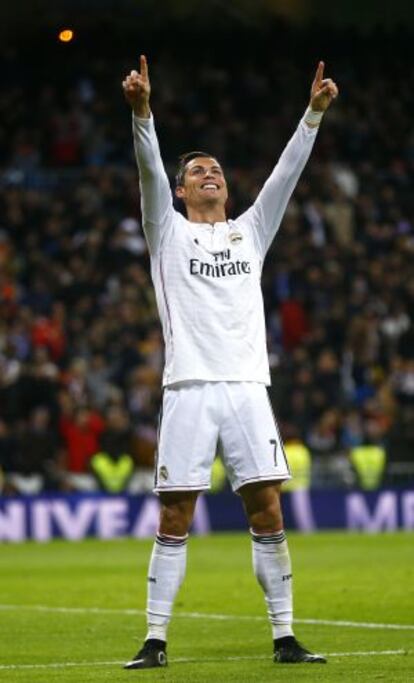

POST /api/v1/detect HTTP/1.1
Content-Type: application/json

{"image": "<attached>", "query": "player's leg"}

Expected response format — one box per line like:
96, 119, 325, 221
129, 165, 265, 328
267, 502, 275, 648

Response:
124, 490, 199, 670
240, 481, 326, 664
125, 382, 218, 670
147, 490, 198, 642
219, 382, 326, 663
240, 482, 294, 639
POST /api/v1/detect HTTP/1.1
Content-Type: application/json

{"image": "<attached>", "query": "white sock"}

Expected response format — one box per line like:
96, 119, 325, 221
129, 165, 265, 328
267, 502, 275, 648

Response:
145, 533, 188, 643
251, 529, 294, 640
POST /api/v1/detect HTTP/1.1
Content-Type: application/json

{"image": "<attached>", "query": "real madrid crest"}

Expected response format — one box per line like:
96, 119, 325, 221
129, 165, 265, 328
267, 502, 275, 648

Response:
229, 231, 243, 245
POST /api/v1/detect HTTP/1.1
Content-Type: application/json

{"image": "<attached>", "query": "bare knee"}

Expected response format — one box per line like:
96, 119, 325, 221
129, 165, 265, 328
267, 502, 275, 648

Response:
248, 500, 283, 533
239, 482, 284, 533
159, 491, 199, 536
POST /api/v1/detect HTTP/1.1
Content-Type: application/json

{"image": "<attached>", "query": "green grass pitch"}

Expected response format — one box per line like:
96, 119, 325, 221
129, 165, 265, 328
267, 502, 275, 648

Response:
0, 532, 413, 682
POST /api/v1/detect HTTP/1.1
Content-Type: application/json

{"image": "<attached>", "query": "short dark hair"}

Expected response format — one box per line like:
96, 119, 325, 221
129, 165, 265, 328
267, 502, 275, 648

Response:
175, 151, 217, 187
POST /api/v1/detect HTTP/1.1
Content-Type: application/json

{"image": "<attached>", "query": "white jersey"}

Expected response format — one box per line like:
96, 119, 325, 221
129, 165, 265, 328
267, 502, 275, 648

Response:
132, 112, 318, 387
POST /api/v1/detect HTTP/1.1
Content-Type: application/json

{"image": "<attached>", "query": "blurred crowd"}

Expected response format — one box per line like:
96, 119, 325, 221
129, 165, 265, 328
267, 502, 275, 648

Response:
0, 25, 413, 494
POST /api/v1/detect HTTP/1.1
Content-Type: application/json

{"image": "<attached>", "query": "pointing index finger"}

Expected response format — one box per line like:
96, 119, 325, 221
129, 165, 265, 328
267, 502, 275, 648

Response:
140, 54, 149, 80
313, 60, 325, 87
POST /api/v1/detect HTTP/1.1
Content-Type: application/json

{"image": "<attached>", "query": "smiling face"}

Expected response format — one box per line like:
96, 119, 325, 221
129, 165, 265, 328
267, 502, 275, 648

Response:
175, 156, 228, 212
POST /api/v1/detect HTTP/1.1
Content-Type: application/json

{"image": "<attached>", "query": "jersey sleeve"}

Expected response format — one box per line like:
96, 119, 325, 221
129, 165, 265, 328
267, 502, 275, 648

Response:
241, 114, 319, 258
132, 113, 175, 254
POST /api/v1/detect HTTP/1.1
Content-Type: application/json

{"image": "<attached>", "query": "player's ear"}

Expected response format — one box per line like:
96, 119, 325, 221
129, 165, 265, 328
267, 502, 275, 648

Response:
175, 186, 185, 199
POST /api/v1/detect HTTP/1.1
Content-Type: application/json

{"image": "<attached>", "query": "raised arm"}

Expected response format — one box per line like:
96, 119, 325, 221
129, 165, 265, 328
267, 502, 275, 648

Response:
246, 62, 338, 257
122, 55, 174, 253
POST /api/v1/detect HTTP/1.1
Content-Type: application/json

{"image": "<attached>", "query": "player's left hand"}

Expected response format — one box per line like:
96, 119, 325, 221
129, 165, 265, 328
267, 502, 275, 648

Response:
310, 61, 338, 112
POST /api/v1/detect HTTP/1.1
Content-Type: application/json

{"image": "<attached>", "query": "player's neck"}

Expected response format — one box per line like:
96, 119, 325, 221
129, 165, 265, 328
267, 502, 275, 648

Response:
186, 206, 227, 225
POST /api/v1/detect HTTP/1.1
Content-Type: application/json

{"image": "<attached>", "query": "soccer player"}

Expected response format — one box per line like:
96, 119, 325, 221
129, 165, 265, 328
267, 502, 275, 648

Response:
122, 55, 338, 670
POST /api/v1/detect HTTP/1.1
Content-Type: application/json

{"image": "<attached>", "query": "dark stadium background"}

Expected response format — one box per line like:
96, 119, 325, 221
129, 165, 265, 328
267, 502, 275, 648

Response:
1, 0, 414, 533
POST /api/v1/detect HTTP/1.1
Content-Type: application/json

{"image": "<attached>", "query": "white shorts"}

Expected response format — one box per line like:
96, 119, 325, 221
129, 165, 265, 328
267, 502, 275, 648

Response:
154, 381, 291, 493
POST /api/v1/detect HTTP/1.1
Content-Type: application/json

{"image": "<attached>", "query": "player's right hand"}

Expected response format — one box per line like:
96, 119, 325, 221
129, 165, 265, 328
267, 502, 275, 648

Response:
309, 61, 338, 112
122, 55, 151, 118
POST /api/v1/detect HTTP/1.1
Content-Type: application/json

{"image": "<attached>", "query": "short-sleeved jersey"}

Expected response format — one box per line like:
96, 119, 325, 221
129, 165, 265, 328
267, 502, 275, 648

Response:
133, 113, 318, 387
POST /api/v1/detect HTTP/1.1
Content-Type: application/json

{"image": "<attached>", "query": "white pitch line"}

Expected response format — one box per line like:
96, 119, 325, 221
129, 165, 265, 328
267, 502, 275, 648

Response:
295, 618, 414, 631
175, 650, 409, 661
0, 650, 408, 671
0, 604, 146, 617
321, 650, 407, 658
0, 661, 124, 671
0, 604, 414, 631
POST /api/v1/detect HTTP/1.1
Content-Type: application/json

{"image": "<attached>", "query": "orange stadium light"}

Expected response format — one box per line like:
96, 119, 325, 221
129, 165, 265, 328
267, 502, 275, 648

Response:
58, 29, 74, 43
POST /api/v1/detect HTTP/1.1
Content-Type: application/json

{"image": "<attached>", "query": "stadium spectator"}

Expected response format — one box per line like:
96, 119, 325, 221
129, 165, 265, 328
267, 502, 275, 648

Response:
59, 405, 105, 491
8, 407, 61, 494
0, 418, 17, 494
90, 406, 135, 493
282, 425, 312, 492
350, 441, 387, 490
